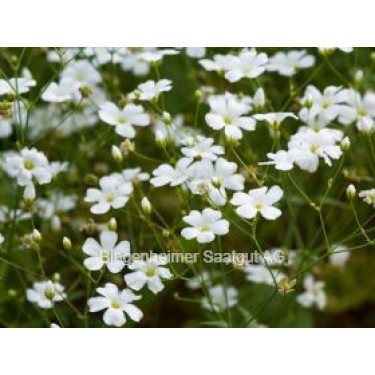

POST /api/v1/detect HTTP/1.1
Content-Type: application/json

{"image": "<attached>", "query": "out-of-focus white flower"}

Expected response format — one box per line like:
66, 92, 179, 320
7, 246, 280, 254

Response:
0, 118, 12, 138
297, 275, 327, 310
85, 175, 133, 214
231, 186, 284, 220
186, 271, 212, 290
254, 112, 298, 127
0, 77, 36, 95
330, 244, 350, 268
199, 54, 232, 72
346, 184, 357, 200
42, 77, 80, 103
267, 50, 315, 76
181, 208, 229, 243
61, 60, 101, 86
26, 280, 66, 309
243, 264, 285, 285
88, 283, 142, 327
253, 87, 266, 109
83, 230, 130, 273
138, 49, 179, 63
99, 102, 150, 138
185, 47, 206, 59
359, 189, 375, 208
124, 255, 172, 294
201, 285, 238, 312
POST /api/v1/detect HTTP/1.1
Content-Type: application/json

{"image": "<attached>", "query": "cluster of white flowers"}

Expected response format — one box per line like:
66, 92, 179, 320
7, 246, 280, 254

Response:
3, 47, 375, 328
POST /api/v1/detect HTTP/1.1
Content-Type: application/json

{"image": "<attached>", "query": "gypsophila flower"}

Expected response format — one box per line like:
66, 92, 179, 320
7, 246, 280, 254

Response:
231, 186, 284, 220
267, 50, 315, 76
201, 285, 238, 312
124, 254, 172, 294
205, 93, 255, 140
83, 230, 130, 273
296, 275, 327, 310
181, 136, 224, 162
223, 48, 268, 82
243, 264, 286, 286
181, 208, 229, 243
150, 158, 192, 187
359, 189, 375, 208
26, 280, 66, 309
330, 244, 350, 268
99, 102, 150, 138
4, 148, 54, 186
129, 79, 172, 101
85, 175, 133, 214
0, 77, 36, 95
88, 283, 142, 327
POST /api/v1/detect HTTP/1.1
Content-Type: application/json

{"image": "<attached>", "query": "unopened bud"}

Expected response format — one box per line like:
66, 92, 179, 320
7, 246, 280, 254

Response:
111, 145, 123, 163
341, 136, 351, 151
346, 184, 356, 200
162, 111, 172, 125
23, 183, 36, 202
107, 218, 117, 231
141, 197, 152, 214
32, 229, 42, 243
63, 236, 72, 250
253, 88, 265, 110
354, 70, 363, 85
194, 90, 203, 100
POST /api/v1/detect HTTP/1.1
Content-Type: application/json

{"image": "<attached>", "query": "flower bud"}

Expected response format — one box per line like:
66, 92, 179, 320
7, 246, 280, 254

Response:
346, 184, 356, 200
194, 89, 203, 101
253, 88, 265, 110
111, 145, 123, 163
354, 70, 363, 85
162, 111, 172, 125
107, 218, 117, 231
32, 229, 42, 243
23, 183, 36, 202
84, 173, 99, 186
52, 272, 61, 283
63, 236, 72, 250
341, 136, 351, 151
141, 197, 152, 214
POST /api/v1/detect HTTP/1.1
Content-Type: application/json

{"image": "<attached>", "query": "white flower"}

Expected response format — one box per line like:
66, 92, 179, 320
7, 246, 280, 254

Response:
99, 102, 150, 138
243, 264, 285, 285
223, 48, 268, 82
189, 158, 244, 206
201, 285, 238, 312
83, 230, 130, 273
130, 79, 172, 101
150, 158, 192, 187
186, 271, 212, 290
297, 275, 327, 310
231, 186, 284, 220
4, 148, 53, 186
88, 283, 142, 327
288, 127, 343, 173
26, 280, 66, 309
259, 150, 299, 171
330, 244, 350, 268
299, 85, 347, 122
61, 60, 101, 86
339, 89, 375, 132
199, 54, 232, 72
138, 49, 179, 63
85, 175, 133, 214
181, 136, 224, 162
181, 208, 229, 243
205, 93, 255, 140
0, 77, 36, 95
267, 50, 315, 76
186, 47, 206, 58
253, 112, 298, 127
42, 77, 80, 103
359, 189, 375, 208
120, 167, 150, 185
0, 118, 12, 138
125, 255, 173, 294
